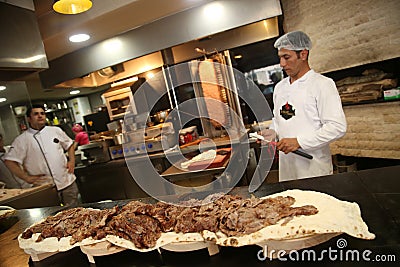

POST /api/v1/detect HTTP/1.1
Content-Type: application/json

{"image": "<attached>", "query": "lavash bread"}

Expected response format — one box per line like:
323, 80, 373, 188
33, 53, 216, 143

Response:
18, 190, 375, 255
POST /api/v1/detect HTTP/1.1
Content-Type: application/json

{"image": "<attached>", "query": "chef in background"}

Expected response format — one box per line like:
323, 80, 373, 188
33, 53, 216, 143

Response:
72, 123, 89, 149
4, 104, 80, 207
261, 31, 347, 181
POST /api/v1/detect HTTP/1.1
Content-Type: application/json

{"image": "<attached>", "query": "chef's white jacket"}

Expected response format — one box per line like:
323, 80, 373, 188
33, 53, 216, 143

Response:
271, 70, 347, 181
4, 126, 76, 190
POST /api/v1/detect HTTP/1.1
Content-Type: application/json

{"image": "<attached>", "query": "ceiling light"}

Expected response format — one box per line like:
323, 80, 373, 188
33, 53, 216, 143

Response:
69, 34, 90, 43
234, 54, 243, 59
0, 85, 6, 91
70, 90, 80, 95
111, 76, 138, 88
0, 97, 7, 103
203, 2, 224, 19
53, 0, 92, 15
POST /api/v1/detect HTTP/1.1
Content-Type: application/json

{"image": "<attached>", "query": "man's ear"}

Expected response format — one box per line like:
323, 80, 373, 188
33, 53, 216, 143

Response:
300, 49, 309, 60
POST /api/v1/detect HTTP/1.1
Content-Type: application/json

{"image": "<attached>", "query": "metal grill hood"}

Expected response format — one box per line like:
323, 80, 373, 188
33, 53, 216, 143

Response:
0, 1, 48, 81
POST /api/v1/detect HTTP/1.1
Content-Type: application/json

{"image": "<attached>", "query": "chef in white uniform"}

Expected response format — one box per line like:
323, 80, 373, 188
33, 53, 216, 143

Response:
4, 104, 79, 207
262, 31, 347, 181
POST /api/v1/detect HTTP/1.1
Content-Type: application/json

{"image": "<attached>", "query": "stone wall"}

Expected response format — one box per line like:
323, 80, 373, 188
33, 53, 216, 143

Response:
280, 0, 400, 73
330, 102, 400, 159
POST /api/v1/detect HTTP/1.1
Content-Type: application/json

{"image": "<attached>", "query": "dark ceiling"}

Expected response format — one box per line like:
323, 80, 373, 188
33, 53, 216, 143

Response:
231, 38, 280, 73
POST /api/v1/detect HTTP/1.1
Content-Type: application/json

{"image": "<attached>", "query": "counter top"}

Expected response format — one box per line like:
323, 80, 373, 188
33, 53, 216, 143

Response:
0, 184, 56, 206
1, 165, 399, 266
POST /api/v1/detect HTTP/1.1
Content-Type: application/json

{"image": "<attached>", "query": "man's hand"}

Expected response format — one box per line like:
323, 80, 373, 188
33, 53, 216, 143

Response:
66, 161, 75, 173
4, 160, 49, 186
25, 174, 48, 186
67, 144, 75, 173
277, 138, 300, 154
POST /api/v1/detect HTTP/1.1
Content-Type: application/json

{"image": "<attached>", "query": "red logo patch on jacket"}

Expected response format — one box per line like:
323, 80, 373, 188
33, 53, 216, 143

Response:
280, 102, 295, 120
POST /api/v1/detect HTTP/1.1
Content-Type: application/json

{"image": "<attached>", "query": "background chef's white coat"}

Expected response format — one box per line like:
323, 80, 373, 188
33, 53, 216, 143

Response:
4, 126, 76, 190
271, 70, 347, 181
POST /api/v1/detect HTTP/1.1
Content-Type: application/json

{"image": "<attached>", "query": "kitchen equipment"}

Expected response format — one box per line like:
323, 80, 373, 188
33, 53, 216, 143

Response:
110, 133, 177, 159
74, 150, 84, 166
187, 148, 231, 171
152, 109, 170, 124
126, 122, 174, 143
250, 120, 272, 132
109, 145, 123, 159
179, 126, 199, 145
102, 87, 137, 121
14, 106, 27, 116
115, 122, 176, 157
79, 140, 112, 164
107, 120, 122, 131
113, 133, 126, 145
84, 110, 110, 133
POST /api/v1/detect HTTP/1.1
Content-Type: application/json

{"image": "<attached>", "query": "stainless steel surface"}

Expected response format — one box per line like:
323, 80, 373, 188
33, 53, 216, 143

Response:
113, 133, 126, 145
79, 140, 112, 164
0, 1, 48, 80
152, 109, 170, 124
1, 1, 282, 108
53, 52, 164, 88
109, 145, 123, 159
122, 135, 177, 157
127, 122, 174, 143
38, 0, 282, 88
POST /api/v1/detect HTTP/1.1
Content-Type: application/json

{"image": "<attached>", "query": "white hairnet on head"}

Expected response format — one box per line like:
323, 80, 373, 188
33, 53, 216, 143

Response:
274, 31, 312, 51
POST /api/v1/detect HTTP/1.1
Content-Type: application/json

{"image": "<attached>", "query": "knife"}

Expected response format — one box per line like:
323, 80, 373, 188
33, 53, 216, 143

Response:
248, 133, 314, 193
249, 132, 313, 159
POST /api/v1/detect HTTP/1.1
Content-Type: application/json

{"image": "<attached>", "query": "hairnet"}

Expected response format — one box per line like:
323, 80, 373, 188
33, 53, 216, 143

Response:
274, 31, 312, 51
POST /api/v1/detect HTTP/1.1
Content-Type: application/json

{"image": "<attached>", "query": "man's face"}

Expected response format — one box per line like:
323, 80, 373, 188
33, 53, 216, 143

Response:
28, 108, 46, 130
278, 48, 307, 78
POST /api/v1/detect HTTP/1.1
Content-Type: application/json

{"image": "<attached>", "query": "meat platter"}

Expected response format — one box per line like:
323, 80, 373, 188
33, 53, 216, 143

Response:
18, 190, 375, 263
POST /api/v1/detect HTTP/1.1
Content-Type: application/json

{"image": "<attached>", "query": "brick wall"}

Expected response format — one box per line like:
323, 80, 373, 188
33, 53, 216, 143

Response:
330, 102, 400, 159
280, 0, 400, 73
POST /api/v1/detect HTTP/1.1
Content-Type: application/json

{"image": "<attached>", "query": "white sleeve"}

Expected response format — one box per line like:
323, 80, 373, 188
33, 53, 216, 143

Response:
55, 127, 74, 151
297, 78, 347, 150
3, 135, 26, 164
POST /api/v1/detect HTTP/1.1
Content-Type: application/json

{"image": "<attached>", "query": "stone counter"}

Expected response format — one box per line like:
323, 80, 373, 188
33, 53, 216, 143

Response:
1, 165, 399, 266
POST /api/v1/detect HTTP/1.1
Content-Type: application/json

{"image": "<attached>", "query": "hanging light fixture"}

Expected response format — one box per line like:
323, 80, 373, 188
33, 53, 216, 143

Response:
53, 0, 92, 15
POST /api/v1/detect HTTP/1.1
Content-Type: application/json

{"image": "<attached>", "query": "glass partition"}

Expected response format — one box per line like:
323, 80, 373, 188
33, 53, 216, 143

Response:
0, 81, 32, 146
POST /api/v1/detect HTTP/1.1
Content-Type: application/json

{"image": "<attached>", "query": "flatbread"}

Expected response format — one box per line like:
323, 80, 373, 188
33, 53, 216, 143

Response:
202, 190, 375, 247
17, 208, 108, 253
18, 233, 106, 253
106, 232, 204, 252
18, 189, 375, 256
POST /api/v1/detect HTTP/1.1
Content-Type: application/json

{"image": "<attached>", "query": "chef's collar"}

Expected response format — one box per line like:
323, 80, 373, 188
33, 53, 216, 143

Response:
286, 69, 314, 85
297, 69, 314, 83
28, 126, 46, 134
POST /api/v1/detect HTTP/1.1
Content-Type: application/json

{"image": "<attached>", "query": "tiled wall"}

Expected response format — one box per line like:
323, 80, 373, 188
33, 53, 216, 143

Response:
280, 0, 400, 73
330, 102, 400, 159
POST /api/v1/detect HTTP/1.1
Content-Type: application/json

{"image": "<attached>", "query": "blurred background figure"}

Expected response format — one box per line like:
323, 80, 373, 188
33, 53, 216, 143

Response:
72, 124, 89, 149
